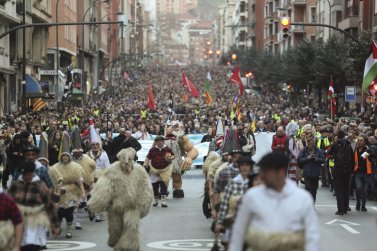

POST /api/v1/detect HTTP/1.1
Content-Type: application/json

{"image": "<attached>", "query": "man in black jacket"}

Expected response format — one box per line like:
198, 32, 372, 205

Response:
329, 130, 355, 215
109, 129, 141, 163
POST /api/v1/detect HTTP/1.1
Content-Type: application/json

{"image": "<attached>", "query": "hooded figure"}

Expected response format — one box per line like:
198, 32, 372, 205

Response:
88, 148, 153, 251
49, 132, 85, 238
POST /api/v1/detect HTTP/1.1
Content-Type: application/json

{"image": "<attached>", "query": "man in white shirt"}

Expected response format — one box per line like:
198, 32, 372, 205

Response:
87, 123, 110, 222
229, 152, 320, 251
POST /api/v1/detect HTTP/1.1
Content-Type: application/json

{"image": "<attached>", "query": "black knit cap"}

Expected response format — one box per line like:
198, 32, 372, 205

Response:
21, 145, 40, 153
258, 152, 289, 170
237, 155, 255, 166
20, 161, 36, 173
154, 135, 165, 141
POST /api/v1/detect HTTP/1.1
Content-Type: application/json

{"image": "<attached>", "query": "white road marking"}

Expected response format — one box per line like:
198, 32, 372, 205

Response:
147, 239, 215, 250
46, 241, 96, 250
371, 207, 377, 211
326, 219, 360, 226
340, 224, 360, 234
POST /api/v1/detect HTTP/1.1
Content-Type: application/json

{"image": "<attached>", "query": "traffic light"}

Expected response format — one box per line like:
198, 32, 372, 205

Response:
280, 17, 291, 39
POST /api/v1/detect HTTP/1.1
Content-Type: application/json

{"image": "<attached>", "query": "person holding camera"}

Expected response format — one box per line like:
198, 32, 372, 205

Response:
297, 137, 326, 203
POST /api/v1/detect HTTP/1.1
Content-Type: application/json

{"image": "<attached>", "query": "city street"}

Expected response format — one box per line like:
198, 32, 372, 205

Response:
44, 169, 377, 251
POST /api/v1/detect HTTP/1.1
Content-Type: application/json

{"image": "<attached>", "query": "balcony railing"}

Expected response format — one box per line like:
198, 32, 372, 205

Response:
292, 0, 307, 5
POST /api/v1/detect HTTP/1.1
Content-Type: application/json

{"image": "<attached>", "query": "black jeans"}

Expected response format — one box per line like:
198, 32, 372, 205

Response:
152, 181, 167, 196
304, 177, 319, 203
333, 171, 350, 213
21, 245, 43, 251
58, 206, 75, 223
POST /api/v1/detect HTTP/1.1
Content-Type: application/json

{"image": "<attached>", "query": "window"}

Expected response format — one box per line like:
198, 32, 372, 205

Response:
310, 7, 317, 22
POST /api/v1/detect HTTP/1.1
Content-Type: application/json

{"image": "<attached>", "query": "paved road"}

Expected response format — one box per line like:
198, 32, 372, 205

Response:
45, 169, 377, 251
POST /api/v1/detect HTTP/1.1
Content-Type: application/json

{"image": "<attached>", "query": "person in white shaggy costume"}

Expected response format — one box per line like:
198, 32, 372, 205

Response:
88, 148, 153, 251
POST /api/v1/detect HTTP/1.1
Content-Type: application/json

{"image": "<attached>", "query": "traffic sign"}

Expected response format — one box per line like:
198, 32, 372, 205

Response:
345, 86, 356, 102
39, 69, 57, 75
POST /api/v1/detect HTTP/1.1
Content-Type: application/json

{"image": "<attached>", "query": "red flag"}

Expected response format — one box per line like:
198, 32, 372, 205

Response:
182, 73, 200, 98
147, 84, 156, 110
230, 67, 244, 95
182, 73, 189, 88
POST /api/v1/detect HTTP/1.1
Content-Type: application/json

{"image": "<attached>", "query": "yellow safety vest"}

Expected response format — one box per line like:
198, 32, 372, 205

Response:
317, 137, 330, 149
93, 109, 100, 117
140, 109, 148, 119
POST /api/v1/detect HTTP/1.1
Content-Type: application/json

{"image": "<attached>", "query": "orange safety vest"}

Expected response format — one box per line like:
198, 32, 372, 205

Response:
354, 150, 372, 174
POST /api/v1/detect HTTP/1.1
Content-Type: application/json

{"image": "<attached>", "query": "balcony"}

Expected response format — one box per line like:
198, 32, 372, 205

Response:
338, 16, 359, 31
292, 0, 307, 5
239, 11, 248, 18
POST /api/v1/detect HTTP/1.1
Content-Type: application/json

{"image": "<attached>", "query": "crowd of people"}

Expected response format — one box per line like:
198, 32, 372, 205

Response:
0, 65, 376, 250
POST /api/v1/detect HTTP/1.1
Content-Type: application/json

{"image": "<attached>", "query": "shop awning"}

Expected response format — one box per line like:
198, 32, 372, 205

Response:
25, 75, 45, 98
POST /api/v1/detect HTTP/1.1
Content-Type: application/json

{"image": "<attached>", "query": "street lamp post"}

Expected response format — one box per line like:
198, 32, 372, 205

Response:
22, 0, 26, 111
81, 0, 109, 96
325, 0, 332, 36
55, 0, 60, 105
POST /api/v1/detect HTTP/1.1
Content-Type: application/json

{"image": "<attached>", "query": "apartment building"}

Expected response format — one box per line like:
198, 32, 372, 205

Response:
0, 0, 21, 114
15, 0, 51, 111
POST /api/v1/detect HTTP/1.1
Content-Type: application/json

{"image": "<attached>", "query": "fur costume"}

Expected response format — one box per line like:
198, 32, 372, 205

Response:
223, 195, 241, 227
17, 204, 50, 229
149, 163, 172, 187
74, 154, 96, 188
203, 151, 220, 177
207, 158, 225, 182
88, 148, 153, 251
164, 132, 184, 174
245, 227, 305, 251
0, 220, 14, 251
49, 161, 84, 208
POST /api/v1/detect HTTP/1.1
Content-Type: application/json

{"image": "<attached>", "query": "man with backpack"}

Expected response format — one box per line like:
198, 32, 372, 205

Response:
328, 131, 354, 215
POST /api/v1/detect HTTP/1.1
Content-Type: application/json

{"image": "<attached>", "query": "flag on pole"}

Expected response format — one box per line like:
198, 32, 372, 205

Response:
250, 119, 256, 132
230, 67, 244, 96
207, 71, 212, 81
32, 98, 47, 112
147, 84, 156, 111
328, 80, 336, 116
362, 41, 377, 91
182, 73, 200, 98
167, 92, 174, 121
204, 72, 213, 105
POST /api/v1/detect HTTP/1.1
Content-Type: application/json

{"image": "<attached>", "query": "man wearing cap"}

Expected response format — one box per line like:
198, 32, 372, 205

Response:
8, 161, 60, 250
49, 132, 86, 238
71, 127, 96, 229
229, 152, 320, 251
144, 136, 174, 207
215, 156, 254, 248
